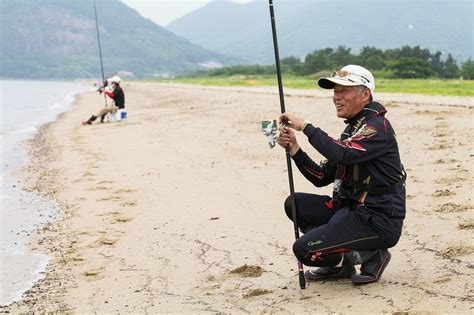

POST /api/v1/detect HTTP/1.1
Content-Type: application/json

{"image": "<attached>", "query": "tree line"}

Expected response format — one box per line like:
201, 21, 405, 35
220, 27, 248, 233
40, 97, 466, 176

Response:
195, 45, 474, 80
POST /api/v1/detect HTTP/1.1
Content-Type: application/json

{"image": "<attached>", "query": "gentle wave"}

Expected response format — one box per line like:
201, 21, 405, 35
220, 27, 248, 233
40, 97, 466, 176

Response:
1, 126, 38, 136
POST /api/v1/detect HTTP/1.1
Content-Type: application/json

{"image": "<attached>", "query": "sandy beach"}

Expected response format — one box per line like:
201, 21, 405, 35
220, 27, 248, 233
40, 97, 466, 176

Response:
3, 83, 473, 313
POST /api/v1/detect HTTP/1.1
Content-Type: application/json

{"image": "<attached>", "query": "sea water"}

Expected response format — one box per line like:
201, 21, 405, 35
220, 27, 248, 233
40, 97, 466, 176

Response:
0, 80, 91, 306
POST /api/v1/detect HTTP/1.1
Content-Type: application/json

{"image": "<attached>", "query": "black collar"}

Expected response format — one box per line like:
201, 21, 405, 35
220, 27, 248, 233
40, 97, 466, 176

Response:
344, 102, 387, 126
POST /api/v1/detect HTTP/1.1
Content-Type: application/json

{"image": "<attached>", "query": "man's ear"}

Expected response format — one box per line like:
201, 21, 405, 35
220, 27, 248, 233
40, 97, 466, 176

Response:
363, 88, 372, 103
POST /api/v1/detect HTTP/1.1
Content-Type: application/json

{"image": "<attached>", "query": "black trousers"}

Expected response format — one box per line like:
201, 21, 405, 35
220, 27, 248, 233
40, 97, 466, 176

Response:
284, 193, 394, 267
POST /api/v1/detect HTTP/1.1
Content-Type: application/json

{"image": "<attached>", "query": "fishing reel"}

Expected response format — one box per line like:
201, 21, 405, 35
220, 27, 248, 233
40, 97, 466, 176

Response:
261, 119, 279, 148
97, 79, 108, 93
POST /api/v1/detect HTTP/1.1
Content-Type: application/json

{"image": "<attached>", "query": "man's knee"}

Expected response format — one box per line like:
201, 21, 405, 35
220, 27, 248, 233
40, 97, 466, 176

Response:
293, 239, 325, 266
284, 195, 293, 220
292, 238, 307, 262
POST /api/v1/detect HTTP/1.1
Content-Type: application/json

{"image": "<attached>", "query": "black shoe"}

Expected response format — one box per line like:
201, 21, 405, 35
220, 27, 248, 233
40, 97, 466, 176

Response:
351, 249, 391, 285
305, 265, 356, 281
82, 115, 97, 125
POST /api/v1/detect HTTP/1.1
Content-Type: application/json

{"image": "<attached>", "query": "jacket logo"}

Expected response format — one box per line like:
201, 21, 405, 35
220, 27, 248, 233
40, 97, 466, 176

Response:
349, 123, 377, 139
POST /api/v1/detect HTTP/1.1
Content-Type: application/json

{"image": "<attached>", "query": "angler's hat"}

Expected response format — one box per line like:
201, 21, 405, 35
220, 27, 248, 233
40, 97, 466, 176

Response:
111, 76, 121, 84
318, 65, 375, 96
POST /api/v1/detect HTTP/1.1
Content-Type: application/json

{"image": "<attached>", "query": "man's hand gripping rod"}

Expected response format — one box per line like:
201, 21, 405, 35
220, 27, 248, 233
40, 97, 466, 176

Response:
268, 0, 305, 289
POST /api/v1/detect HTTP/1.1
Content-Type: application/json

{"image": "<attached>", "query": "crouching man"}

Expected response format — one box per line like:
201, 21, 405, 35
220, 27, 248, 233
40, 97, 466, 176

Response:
277, 65, 406, 285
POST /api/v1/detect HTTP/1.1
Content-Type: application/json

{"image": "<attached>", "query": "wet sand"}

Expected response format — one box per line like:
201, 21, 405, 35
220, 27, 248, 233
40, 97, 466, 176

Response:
3, 83, 473, 313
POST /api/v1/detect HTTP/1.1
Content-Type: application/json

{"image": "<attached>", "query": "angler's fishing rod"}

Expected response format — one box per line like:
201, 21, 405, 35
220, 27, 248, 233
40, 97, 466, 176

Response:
268, 0, 305, 289
93, 0, 108, 107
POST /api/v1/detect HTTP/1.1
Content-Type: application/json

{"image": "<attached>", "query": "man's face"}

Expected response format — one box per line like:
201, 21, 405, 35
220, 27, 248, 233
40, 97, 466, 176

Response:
333, 84, 370, 119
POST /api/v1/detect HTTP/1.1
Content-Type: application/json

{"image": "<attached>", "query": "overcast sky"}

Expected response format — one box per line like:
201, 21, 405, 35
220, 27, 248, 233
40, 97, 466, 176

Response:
122, 0, 253, 26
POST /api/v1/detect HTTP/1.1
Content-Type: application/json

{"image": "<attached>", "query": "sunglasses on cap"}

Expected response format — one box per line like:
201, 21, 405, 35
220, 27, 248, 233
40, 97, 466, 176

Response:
331, 70, 371, 84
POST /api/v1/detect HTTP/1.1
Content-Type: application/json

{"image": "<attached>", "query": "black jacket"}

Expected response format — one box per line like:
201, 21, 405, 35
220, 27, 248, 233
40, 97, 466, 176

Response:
292, 102, 406, 223
105, 85, 125, 109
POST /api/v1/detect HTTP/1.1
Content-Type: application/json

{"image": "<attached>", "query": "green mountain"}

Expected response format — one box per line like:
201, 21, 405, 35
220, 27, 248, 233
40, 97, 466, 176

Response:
168, 0, 473, 64
0, 0, 237, 79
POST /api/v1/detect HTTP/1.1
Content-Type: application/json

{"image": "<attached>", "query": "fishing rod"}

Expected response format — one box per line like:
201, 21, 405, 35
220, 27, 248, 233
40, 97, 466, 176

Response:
268, 0, 305, 289
93, 0, 108, 108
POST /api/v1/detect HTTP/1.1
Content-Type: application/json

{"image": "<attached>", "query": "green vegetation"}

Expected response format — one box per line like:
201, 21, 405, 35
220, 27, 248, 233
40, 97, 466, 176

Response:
185, 46, 474, 80
375, 79, 474, 96
156, 45, 474, 96
157, 75, 474, 97
161, 74, 315, 89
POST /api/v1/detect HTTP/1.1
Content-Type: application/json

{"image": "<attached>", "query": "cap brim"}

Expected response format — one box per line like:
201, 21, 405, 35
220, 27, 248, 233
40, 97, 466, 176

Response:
318, 77, 361, 89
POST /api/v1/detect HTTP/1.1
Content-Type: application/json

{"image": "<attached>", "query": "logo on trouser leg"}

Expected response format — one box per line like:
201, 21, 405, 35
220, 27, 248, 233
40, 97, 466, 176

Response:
307, 240, 322, 246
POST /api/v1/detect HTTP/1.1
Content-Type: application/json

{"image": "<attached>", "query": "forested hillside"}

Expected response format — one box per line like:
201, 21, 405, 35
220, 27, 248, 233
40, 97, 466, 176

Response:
168, 0, 473, 64
1, 0, 236, 79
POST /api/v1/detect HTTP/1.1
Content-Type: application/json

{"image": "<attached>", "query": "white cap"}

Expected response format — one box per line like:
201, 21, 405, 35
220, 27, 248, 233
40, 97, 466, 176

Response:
110, 76, 121, 84
318, 65, 375, 97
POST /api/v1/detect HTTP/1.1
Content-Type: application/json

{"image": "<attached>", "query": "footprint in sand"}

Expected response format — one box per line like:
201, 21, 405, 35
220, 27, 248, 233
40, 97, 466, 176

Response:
434, 158, 459, 165
72, 172, 95, 183
98, 212, 120, 225
86, 235, 119, 248
113, 214, 134, 223
114, 188, 137, 193
98, 212, 133, 224
428, 143, 453, 150
83, 267, 106, 281
431, 124, 452, 137
243, 289, 273, 298
71, 256, 86, 264
435, 177, 463, 185
435, 202, 466, 213
433, 275, 452, 284
438, 245, 474, 259
414, 110, 440, 116
458, 222, 474, 230
87, 185, 112, 191
99, 236, 119, 245
120, 200, 137, 207
97, 195, 122, 202
201, 265, 270, 298
432, 189, 455, 197
98, 180, 114, 184
84, 268, 103, 276
98, 211, 121, 216
434, 124, 449, 131
453, 166, 469, 174
435, 202, 469, 213
82, 171, 94, 177
385, 102, 400, 108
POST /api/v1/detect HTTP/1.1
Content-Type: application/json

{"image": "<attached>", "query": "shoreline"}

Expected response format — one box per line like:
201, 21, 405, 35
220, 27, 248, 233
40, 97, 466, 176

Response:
0, 81, 91, 308
3, 83, 474, 313
2, 111, 82, 312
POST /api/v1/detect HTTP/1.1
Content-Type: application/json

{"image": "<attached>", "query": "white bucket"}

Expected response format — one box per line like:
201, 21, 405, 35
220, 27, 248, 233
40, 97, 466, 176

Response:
117, 109, 127, 121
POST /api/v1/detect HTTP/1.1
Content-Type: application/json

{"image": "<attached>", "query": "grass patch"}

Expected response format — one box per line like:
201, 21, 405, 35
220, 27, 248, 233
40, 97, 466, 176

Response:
152, 75, 474, 97
376, 79, 473, 96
